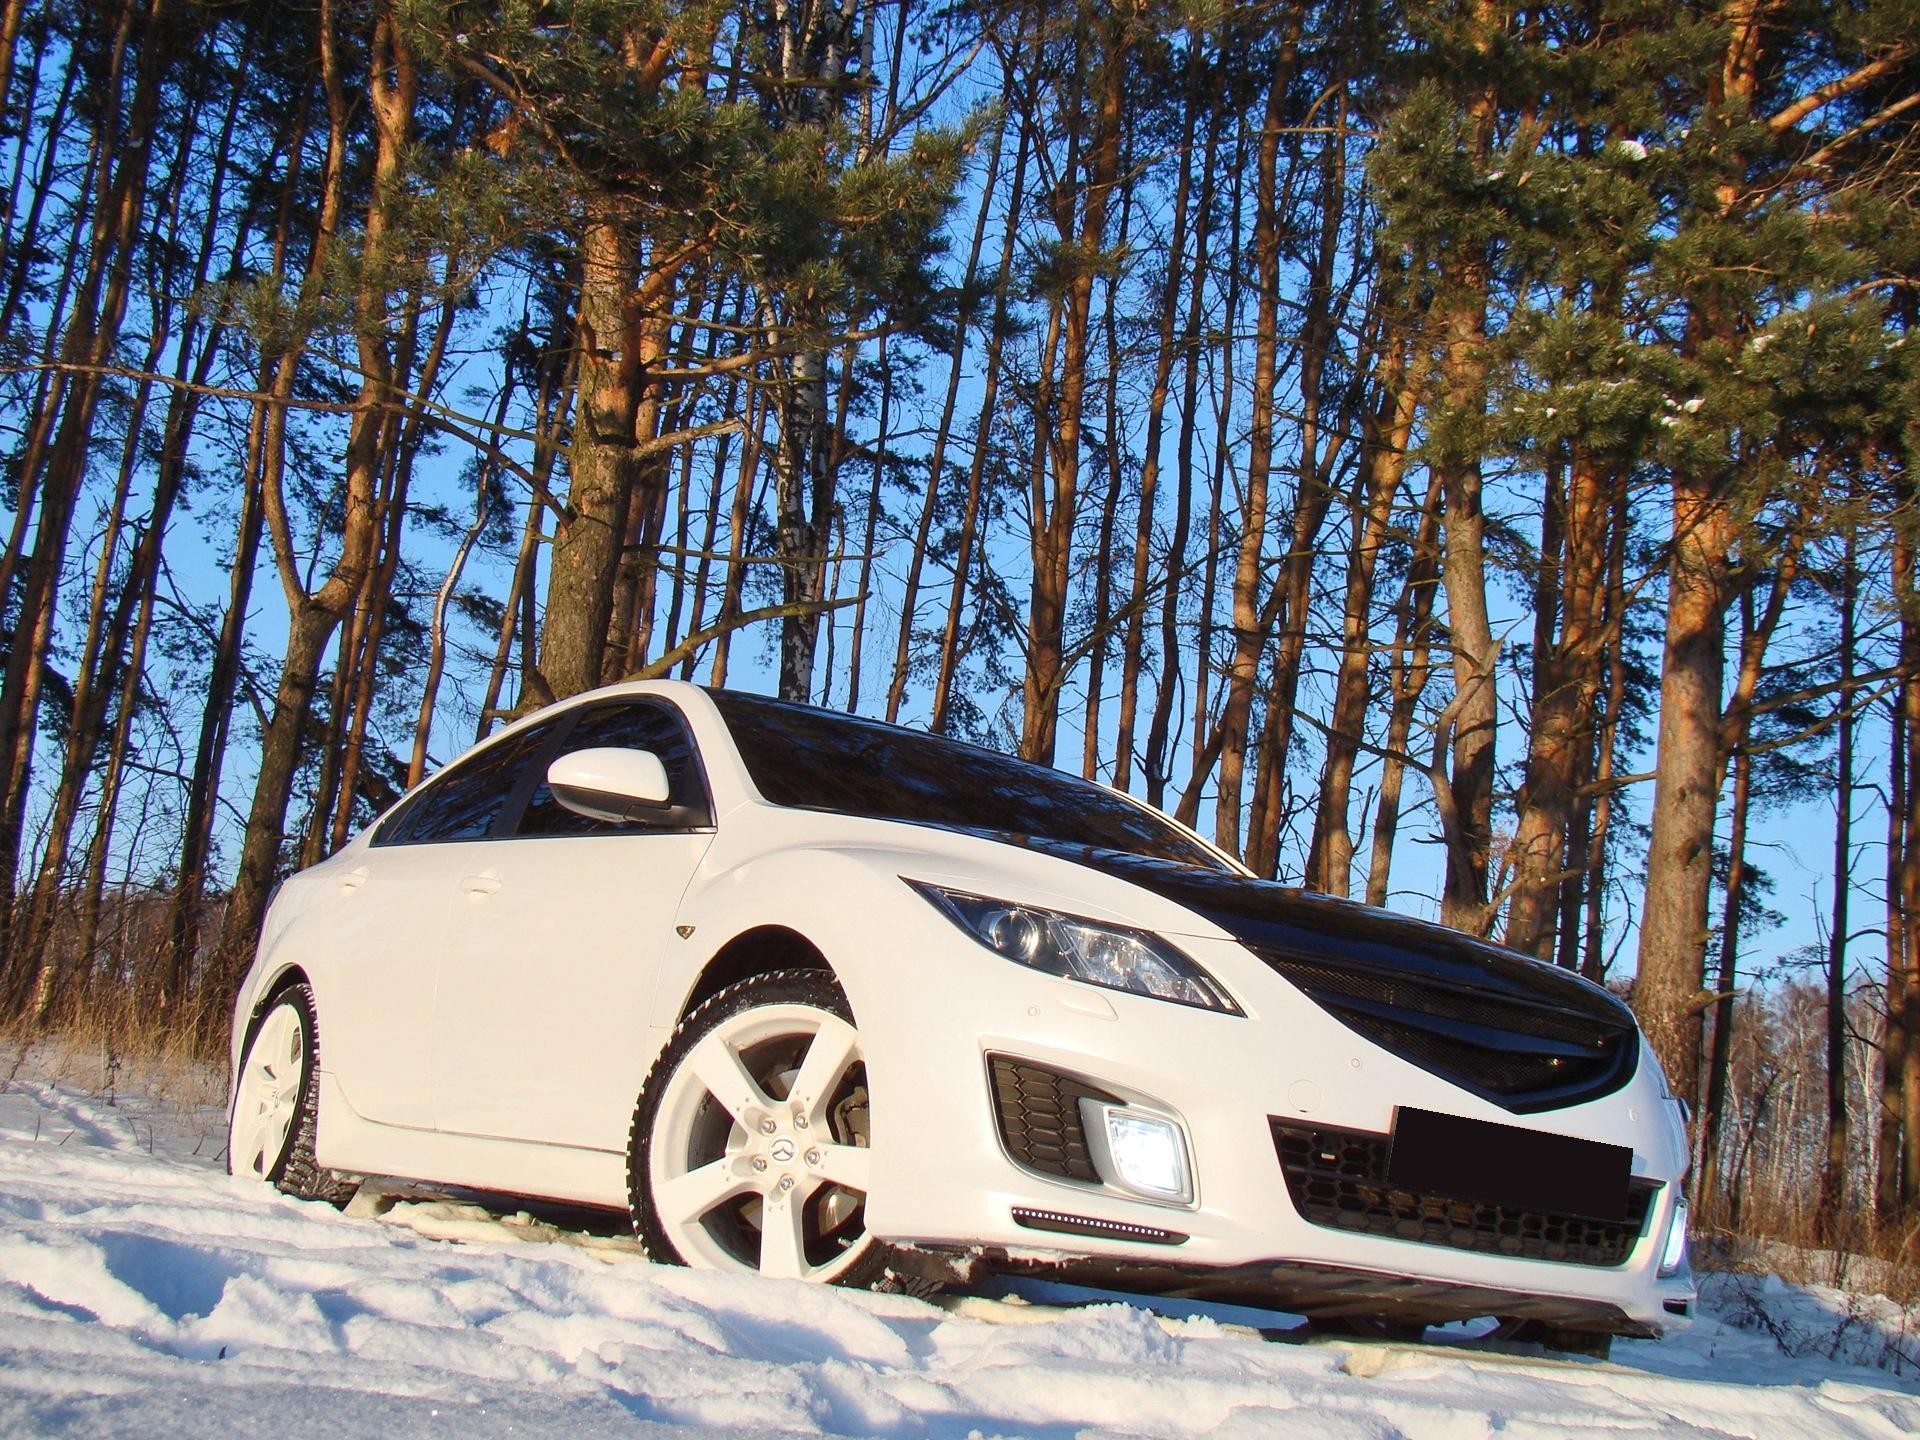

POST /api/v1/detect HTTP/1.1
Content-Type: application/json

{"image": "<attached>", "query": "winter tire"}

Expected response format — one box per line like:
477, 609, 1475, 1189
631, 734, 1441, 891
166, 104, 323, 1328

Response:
1494, 1318, 1614, 1360
630, 969, 886, 1286
227, 983, 355, 1205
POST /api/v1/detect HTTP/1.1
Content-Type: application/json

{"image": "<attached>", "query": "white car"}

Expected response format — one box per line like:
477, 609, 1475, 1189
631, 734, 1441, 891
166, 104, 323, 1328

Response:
227, 679, 1694, 1353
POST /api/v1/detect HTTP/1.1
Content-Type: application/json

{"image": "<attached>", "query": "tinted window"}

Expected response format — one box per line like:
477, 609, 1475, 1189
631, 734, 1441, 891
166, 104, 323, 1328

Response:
377, 717, 563, 846
706, 690, 1226, 870
517, 699, 712, 834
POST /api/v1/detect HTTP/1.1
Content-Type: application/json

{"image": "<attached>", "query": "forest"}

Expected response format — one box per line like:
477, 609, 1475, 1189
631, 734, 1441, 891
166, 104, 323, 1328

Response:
0, 0, 1915, 1256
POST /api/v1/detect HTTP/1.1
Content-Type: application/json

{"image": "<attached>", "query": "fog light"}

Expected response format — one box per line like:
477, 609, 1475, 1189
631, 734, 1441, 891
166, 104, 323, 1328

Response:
1659, 1197, 1690, 1277
1085, 1102, 1193, 1204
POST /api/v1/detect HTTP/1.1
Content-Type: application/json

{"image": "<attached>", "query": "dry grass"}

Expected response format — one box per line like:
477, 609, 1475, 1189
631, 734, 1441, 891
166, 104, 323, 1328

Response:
1693, 1191, 1920, 1309
0, 990, 227, 1115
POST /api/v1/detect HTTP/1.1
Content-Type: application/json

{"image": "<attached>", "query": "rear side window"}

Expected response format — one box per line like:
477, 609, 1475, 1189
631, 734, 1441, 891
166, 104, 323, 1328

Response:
376, 718, 563, 846
516, 699, 712, 834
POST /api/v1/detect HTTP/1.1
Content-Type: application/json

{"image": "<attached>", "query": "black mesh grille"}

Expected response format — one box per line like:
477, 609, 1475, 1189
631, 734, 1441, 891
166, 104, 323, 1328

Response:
1255, 949, 1637, 1113
988, 1056, 1118, 1184
1272, 1121, 1656, 1268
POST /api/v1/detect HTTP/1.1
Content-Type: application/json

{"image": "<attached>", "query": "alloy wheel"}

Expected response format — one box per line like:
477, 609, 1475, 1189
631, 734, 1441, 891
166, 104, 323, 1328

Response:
229, 1001, 307, 1182
646, 997, 874, 1282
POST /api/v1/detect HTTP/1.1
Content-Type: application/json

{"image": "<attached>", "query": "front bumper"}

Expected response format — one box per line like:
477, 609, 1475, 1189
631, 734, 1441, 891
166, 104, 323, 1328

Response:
854, 901, 1696, 1337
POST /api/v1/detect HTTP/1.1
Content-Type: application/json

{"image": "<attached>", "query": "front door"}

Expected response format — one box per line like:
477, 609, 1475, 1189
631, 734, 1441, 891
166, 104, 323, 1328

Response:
431, 698, 716, 1152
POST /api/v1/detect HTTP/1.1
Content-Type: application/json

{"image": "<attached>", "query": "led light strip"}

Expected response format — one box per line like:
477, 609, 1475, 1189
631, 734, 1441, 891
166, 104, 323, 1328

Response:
1010, 1206, 1188, 1246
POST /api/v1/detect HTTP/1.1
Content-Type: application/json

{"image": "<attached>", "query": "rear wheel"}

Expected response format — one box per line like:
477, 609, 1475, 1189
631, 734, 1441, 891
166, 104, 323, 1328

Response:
630, 970, 885, 1286
227, 984, 355, 1205
1316, 1316, 1430, 1344
1493, 1318, 1614, 1359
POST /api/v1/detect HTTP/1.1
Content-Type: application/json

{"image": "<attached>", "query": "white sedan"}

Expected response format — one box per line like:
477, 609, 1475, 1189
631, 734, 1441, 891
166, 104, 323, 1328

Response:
227, 680, 1695, 1354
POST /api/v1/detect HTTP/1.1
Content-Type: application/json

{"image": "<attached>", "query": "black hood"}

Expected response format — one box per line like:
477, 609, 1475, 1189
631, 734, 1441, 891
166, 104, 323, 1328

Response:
1012, 837, 1640, 1115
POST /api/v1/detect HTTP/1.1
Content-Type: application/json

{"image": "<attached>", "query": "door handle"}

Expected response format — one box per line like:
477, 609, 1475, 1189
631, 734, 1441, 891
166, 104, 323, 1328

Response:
460, 872, 502, 897
337, 866, 369, 894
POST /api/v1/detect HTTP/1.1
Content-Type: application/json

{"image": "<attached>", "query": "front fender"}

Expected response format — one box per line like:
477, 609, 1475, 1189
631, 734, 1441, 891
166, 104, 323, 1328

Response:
650, 845, 937, 1034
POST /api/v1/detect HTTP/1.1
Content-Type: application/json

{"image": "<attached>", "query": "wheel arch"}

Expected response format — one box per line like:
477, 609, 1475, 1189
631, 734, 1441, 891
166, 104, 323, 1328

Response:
232, 964, 313, 1081
671, 925, 838, 1025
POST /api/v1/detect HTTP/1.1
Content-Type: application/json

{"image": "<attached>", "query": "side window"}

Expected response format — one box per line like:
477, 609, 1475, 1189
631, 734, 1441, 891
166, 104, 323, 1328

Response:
516, 700, 712, 835
376, 717, 565, 846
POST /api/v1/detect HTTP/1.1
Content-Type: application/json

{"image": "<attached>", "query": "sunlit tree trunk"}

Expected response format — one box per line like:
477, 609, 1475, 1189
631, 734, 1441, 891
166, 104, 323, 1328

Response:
886, 114, 1006, 723
1817, 529, 1857, 1240
1021, 5, 1128, 764
209, 0, 416, 1018
1213, 12, 1301, 852
1365, 471, 1444, 908
0, 0, 172, 997
1633, 0, 1768, 1109
1307, 335, 1424, 895
1113, 49, 1200, 790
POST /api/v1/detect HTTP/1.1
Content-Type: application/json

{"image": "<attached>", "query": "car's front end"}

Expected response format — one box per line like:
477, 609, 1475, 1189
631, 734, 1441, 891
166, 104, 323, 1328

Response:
665, 685, 1696, 1340
749, 829, 1694, 1340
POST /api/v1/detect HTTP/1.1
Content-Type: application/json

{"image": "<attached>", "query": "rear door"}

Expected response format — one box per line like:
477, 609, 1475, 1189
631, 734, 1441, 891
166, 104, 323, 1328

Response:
325, 714, 568, 1129
431, 696, 716, 1150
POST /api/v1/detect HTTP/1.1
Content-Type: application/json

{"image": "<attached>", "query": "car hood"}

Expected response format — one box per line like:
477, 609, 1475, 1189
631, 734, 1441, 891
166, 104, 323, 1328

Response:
1001, 834, 1641, 1113
1013, 835, 1614, 1000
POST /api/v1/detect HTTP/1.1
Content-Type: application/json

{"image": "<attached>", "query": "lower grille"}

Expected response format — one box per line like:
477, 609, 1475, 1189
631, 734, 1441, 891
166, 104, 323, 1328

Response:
1273, 1121, 1656, 1268
988, 1055, 1118, 1184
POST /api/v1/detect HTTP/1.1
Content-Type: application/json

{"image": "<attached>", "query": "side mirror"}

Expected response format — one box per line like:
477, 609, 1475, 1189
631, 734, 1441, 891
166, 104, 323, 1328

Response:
546, 747, 671, 823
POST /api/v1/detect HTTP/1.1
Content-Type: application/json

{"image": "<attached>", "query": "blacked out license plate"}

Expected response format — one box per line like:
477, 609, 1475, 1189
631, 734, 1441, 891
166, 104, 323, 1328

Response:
1387, 1107, 1632, 1222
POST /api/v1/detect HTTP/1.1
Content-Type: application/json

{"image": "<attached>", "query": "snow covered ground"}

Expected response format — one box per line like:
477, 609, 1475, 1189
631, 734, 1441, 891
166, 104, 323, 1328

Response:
3, 1047, 1918, 1439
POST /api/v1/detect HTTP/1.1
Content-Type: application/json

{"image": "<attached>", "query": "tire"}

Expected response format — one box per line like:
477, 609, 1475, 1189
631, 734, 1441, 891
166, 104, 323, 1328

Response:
227, 983, 356, 1206
629, 969, 889, 1287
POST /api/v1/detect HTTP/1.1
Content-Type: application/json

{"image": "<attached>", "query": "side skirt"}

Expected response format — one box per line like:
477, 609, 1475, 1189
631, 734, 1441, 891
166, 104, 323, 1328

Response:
315, 1071, 629, 1210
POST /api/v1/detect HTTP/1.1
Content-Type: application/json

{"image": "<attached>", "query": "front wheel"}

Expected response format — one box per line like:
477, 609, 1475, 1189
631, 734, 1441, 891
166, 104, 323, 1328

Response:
629, 970, 885, 1286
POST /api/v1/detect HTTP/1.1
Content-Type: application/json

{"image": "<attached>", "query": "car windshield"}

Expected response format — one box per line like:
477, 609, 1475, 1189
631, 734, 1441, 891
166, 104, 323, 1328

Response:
706, 690, 1230, 871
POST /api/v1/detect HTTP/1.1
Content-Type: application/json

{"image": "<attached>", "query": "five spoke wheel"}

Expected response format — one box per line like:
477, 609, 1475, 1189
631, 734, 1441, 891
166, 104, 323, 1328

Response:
632, 971, 881, 1285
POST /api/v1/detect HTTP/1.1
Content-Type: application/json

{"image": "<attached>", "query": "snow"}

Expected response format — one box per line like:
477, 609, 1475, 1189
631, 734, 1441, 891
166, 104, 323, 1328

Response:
1614, 139, 1649, 162
3, 1050, 1919, 1439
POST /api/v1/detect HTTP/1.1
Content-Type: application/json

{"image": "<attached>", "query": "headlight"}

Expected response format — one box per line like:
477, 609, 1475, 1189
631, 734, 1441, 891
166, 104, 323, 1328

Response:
908, 882, 1242, 1014
1659, 1197, 1690, 1277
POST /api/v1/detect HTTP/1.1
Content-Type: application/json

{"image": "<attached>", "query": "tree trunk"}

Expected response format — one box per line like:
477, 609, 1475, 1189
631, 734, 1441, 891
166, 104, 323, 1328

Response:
1244, 119, 1352, 881
1817, 529, 1856, 1240
1176, 117, 1246, 822
540, 218, 645, 700
885, 112, 1007, 722
1580, 467, 1633, 981
1634, 468, 1736, 1108
1505, 443, 1614, 956
1114, 52, 1200, 790
207, 0, 413, 1015
931, 105, 1034, 735
1698, 691, 1753, 1220
1880, 507, 1918, 1223
1632, 0, 1768, 1118
1365, 471, 1444, 907
1020, 9, 1127, 765
1213, 14, 1301, 852
0, 0, 171, 989
1307, 336, 1423, 895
